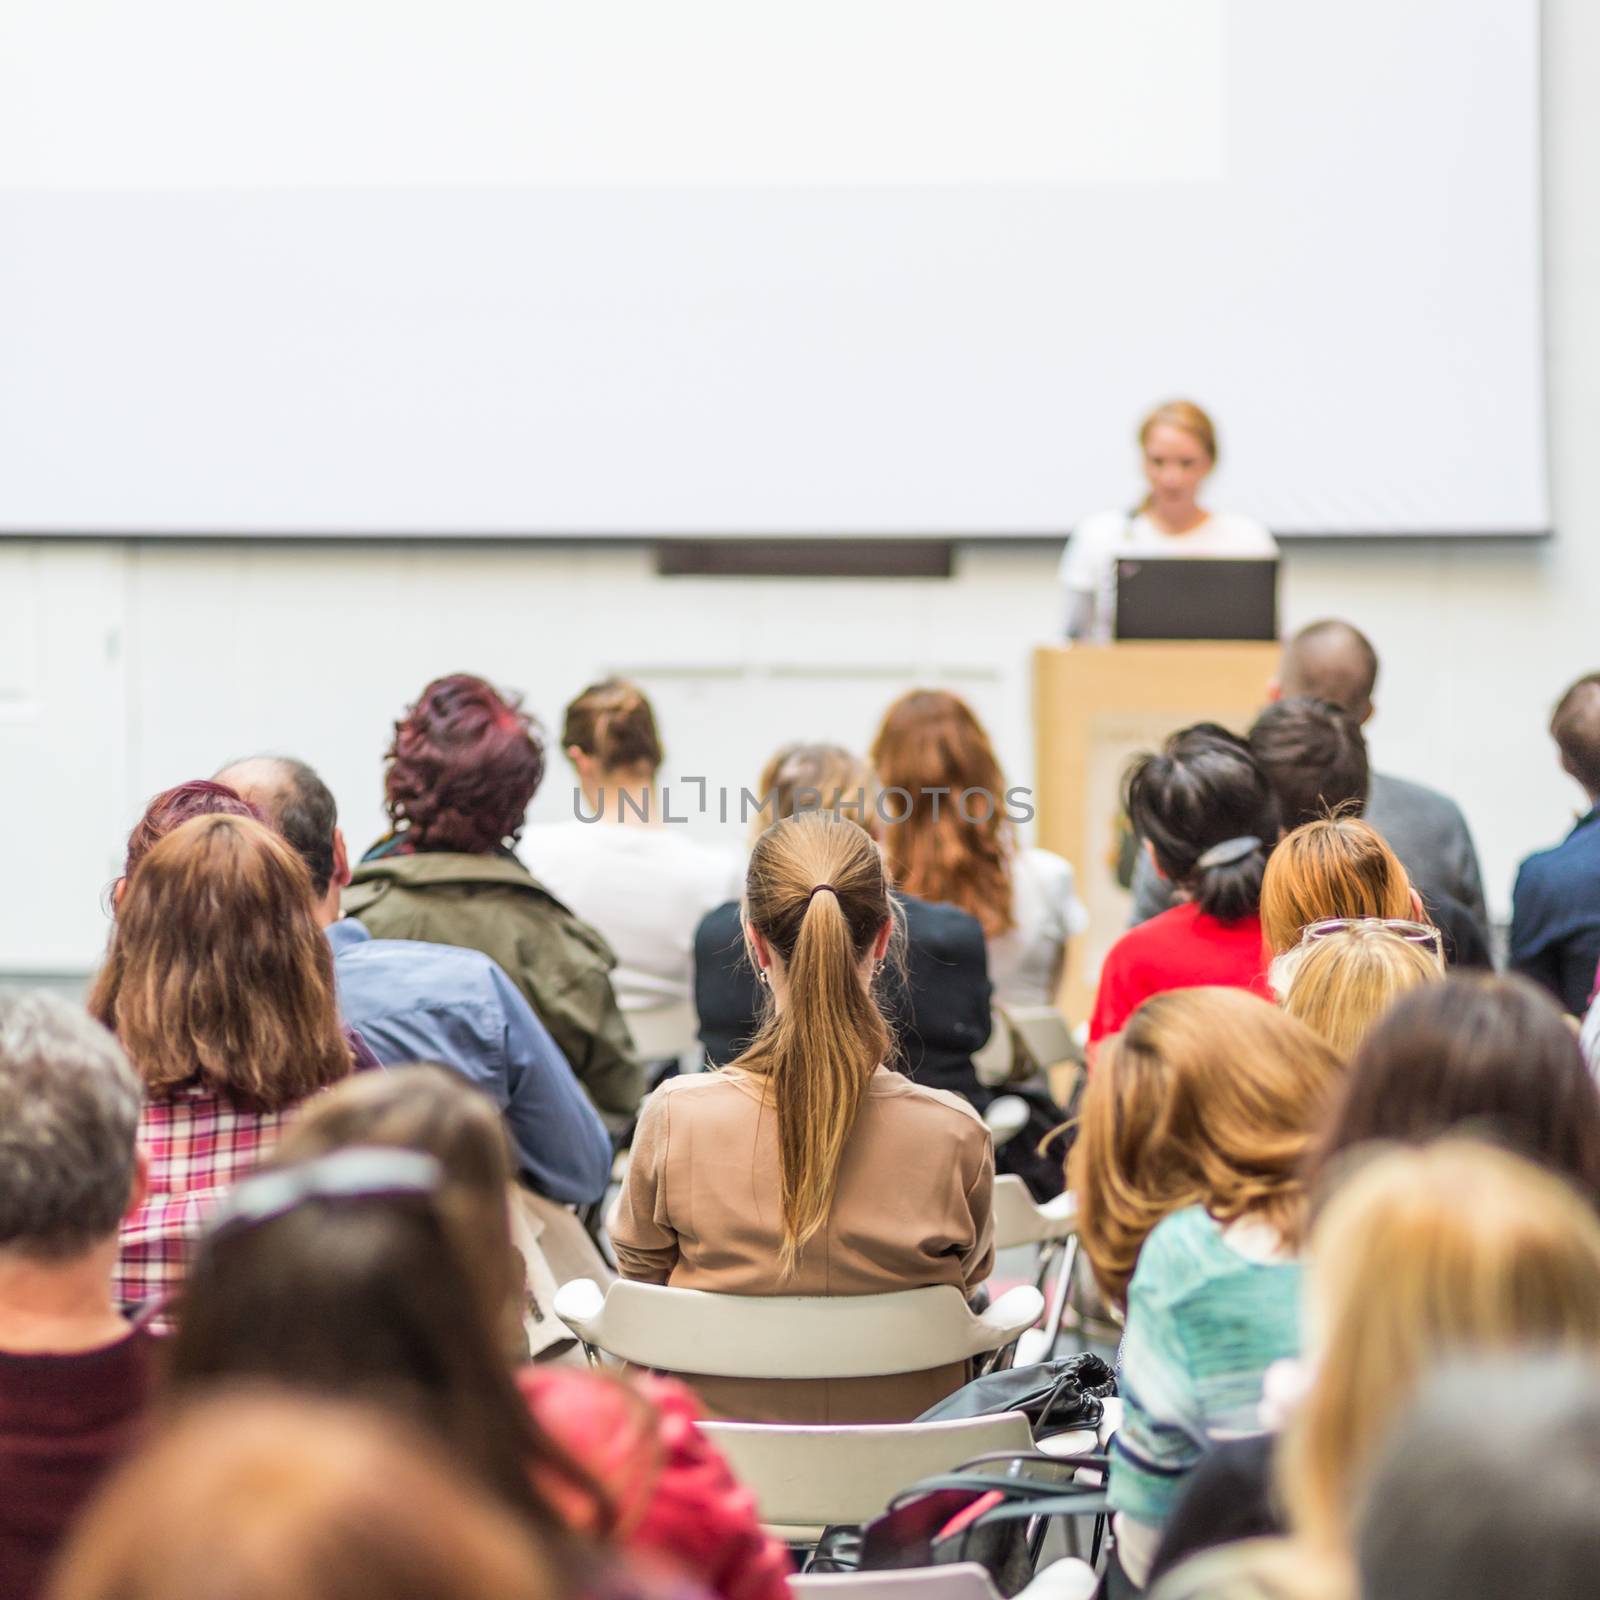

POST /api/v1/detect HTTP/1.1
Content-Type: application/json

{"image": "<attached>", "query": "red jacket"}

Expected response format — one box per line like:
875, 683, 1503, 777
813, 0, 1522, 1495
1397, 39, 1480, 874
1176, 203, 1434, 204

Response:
518, 1367, 791, 1600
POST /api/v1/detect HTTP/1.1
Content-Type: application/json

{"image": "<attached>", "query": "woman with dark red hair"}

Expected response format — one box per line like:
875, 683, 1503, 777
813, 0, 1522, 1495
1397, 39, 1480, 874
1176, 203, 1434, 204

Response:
345, 674, 641, 1118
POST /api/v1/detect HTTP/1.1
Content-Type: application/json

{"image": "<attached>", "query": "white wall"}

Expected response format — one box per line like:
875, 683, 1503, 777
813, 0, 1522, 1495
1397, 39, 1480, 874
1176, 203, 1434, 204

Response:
4, 0, 1597, 972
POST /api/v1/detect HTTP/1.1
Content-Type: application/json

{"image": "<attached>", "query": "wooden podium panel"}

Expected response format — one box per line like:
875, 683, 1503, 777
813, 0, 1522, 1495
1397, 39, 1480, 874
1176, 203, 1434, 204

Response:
1034, 642, 1279, 1022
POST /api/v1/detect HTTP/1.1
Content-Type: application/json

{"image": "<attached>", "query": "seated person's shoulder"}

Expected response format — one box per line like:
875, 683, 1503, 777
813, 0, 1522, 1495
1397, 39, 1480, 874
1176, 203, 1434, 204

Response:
1129, 1206, 1241, 1304
876, 1071, 989, 1133
897, 891, 986, 956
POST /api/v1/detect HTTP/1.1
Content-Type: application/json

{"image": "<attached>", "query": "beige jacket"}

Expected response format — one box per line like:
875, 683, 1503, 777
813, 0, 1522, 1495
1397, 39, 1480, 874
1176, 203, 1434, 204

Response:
610, 1064, 995, 1423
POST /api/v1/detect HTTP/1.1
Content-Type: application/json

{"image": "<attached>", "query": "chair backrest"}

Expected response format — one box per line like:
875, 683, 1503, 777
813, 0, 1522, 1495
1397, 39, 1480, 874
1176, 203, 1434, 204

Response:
789, 1563, 1001, 1600
626, 997, 699, 1063
554, 1278, 1043, 1378
703, 1412, 1033, 1531
991, 1176, 1078, 1251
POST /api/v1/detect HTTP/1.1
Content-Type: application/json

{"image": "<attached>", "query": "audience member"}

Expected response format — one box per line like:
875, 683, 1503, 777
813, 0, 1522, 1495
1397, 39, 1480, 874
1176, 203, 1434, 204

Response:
1152, 1142, 1600, 1594
1090, 727, 1278, 1046
1260, 819, 1414, 960
0, 994, 154, 1600
217, 756, 611, 1205
1314, 972, 1600, 1203
1511, 672, 1600, 1013
46, 1393, 556, 1600
1277, 923, 1442, 1058
1355, 1358, 1600, 1600
273, 1073, 790, 1600
523, 680, 741, 1021
114, 779, 385, 1073
1257, 816, 1483, 984
1247, 696, 1368, 834
870, 689, 1087, 1007
346, 673, 642, 1116
89, 815, 352, 1314
1066, 989, 1344, 1591
1152, 981, 1600, 1584
1271, 620, 1487, 927
1134, 698, 1488, 965
615, 812, 995, 1423
695, 744, 992, 1103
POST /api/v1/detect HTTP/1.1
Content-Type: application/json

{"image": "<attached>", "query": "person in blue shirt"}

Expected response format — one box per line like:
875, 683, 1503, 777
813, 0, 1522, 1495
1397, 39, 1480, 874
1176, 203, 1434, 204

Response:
215, 756, 612, 1205
1511, 675, 1600, 1016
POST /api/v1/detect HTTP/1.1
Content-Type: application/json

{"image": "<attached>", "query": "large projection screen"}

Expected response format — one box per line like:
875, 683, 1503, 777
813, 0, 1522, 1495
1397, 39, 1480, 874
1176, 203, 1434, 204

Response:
0, 0, 1544, 538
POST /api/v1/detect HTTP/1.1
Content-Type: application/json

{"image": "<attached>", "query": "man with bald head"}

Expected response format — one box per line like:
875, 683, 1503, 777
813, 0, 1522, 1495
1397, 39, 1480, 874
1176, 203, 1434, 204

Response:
1271, 619, 1487, 933
214, 755, 611, 1204
1510, 675, 1600, 1014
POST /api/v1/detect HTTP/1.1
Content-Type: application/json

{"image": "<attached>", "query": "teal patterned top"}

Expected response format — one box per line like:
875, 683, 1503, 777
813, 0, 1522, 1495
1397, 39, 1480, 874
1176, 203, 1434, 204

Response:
1108, 1203, 1302, 1530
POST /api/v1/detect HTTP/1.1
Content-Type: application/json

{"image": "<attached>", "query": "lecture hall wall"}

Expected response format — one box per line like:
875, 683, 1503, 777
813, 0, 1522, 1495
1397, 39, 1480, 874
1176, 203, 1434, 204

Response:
3, 0, 1596, 974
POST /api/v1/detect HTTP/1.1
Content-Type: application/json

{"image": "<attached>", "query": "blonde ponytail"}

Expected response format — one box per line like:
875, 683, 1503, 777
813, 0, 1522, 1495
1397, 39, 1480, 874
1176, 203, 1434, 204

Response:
739, 812, 894, 1275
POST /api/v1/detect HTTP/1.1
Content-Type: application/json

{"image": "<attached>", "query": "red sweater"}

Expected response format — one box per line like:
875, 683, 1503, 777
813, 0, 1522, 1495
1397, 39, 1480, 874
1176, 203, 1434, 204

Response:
519, 1367, 790, 1600
0, 1328, 154, 1600
1089, 902, 1273, 1047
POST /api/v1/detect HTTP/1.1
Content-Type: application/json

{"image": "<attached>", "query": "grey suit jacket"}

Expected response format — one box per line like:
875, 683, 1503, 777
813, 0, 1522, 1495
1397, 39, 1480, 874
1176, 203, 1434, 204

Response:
1129, 769, 1489, 938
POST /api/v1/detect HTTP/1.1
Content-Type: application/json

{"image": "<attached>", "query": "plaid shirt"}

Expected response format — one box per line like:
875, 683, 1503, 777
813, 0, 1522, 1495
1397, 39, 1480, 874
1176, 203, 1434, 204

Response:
114, 1082, 304, 1316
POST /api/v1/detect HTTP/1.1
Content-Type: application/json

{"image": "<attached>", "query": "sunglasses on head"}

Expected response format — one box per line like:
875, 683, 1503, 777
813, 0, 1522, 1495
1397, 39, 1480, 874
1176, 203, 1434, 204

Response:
1297, 916, 1444, 960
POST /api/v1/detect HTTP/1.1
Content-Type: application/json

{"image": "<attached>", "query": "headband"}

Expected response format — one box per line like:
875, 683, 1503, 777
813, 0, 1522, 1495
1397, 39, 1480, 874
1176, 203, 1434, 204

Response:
1194, 836, 1262, 871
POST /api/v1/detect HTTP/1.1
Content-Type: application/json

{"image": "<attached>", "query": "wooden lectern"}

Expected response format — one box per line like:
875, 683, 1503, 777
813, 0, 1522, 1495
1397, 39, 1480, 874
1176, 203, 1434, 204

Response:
1034, 642, 1279, 1023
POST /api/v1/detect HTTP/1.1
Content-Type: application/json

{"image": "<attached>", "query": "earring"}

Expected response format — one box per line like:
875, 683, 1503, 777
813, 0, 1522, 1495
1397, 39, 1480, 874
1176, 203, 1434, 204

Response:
758, 968, 770, 987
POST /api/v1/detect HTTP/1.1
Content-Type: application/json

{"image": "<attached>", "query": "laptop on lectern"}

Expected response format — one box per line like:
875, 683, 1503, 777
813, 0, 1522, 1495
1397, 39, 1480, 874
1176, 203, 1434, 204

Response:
1113, 557, 1279, 643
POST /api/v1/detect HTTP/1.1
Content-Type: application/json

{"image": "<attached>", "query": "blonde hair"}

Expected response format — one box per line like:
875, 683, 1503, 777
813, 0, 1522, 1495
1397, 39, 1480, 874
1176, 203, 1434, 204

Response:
869, 689, 1015, 937
1281, 1140, 1600, 1559
1140, 399, 1218, 463
1281, 925, 1443, 1058
748, 743, 876, 848
1260, 818, 1415, 956
737, 811, 895, 1274
1066, 989, 1344, 1304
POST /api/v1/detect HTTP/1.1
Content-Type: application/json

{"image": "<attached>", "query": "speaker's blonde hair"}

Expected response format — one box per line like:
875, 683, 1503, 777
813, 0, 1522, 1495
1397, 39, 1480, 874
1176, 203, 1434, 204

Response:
1281, 924, 1443, 1059
1067, 988, 1344, 1304
738, 811, 896, 1275
1281, 1139, 1600, 1558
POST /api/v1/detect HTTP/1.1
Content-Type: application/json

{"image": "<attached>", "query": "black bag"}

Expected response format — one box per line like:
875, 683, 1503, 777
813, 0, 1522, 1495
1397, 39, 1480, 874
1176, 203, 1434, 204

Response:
810, 1452, 1111, 1593
916, 1354, 1116, 1438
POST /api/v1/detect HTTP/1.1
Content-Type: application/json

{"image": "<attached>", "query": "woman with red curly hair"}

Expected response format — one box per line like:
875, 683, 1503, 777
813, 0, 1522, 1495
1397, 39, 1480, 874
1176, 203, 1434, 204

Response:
345, 674, 641, 1117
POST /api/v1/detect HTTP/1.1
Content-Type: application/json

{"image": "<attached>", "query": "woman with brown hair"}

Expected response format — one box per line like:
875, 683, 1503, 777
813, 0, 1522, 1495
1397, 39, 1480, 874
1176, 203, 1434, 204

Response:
89, 813, 353, 1316
275, 1069, 793, 1600
692, 743, 994, 1114
47, 1392, 558, 1600
1059, 400, 1277, 643
870, 689, 1087, 1007
1065, 988, 1344, 1591
612, 811, 995, 1423
1149, 1142, 1600, 1600
524, 678, 740, 1022
346, 673, 641, 1118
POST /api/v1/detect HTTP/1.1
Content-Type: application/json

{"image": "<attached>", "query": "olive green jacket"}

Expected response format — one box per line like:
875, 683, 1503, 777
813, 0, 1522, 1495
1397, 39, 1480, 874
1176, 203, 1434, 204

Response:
343, 850, 643, 1117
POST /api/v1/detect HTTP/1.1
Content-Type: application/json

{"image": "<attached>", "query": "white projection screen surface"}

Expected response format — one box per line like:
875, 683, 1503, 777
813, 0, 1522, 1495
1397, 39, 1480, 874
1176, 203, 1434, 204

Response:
0, 0, 1544, 538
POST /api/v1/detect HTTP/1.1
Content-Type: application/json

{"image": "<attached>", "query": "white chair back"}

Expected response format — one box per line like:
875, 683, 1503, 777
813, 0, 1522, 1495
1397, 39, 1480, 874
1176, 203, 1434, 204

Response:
991, 1176, 1078, 1252
703, 1412, 1032, 1533
789, 1560, 1097, 1600
625, 997, 699, 1063
554, 1278, 1043, 1378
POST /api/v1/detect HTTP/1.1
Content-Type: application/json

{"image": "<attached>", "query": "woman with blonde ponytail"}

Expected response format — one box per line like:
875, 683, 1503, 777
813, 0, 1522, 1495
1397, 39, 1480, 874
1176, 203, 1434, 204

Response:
611, 811, 996, 1424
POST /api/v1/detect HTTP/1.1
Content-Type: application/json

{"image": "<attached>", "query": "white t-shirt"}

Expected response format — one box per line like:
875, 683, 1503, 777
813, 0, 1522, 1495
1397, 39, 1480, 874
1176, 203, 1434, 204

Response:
522, 822, 744, 1013
1059, 509, 1278, 641
986, 846, 1090, 1008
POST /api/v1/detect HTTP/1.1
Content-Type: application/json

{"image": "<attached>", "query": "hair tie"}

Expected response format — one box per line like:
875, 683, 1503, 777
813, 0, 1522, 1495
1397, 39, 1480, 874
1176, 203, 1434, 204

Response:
807, 883, 839, 903
1194, 836, 1262, 871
